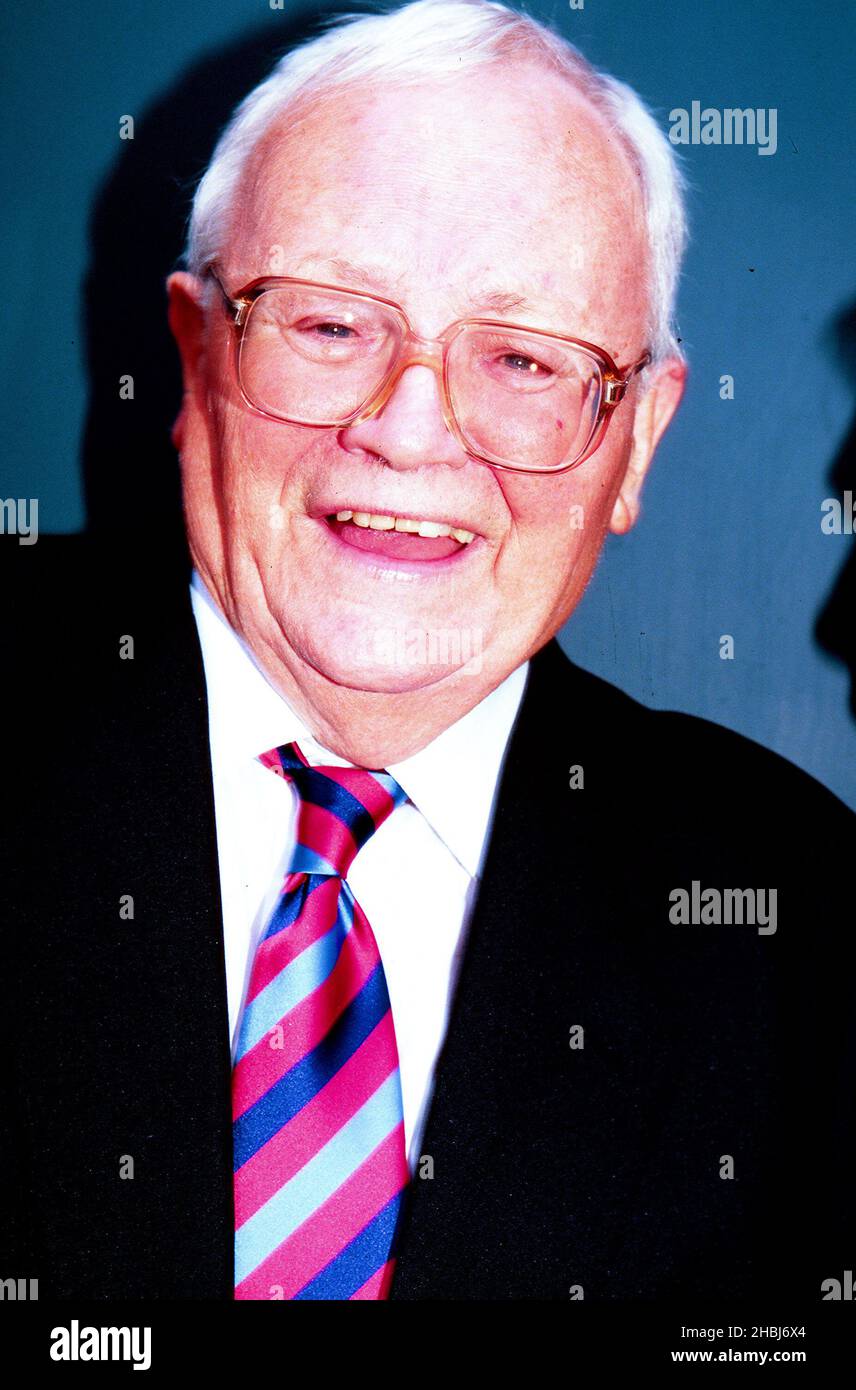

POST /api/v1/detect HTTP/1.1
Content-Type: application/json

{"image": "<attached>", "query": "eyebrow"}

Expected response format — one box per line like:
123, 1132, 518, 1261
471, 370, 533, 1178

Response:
290, 253, 534, 318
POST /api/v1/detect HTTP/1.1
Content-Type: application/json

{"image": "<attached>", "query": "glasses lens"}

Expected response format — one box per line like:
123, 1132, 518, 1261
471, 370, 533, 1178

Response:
238, 286, 401, 423
447, 325, 603, 470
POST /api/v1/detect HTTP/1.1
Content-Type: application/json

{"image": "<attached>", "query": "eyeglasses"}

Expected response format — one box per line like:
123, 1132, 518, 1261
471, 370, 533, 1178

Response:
206, 265, 651, 475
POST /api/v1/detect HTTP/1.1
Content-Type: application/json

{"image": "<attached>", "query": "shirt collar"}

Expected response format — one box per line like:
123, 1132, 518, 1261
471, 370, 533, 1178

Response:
190, 571, 528, 879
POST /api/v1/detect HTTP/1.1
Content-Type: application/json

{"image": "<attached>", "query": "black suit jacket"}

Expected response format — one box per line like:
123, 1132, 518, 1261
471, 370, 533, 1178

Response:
2, 534, 854, 1301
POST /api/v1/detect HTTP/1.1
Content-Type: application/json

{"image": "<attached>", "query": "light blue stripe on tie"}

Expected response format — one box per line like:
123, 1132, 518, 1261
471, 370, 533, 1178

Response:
235, 1069, 403, 1284
338, 882, 355, 935
237, 914, 353, 1057
372, 771, 406, 803
290, 844, 339, 876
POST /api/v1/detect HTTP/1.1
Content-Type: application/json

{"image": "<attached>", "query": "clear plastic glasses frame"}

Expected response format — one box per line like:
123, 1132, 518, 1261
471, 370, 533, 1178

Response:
207, 265, 651, 475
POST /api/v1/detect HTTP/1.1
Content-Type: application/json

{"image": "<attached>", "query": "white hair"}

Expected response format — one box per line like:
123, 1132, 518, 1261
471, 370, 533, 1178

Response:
185, 0, 688, 360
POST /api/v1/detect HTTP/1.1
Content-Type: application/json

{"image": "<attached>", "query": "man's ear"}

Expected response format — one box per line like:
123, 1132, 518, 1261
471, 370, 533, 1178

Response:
167, 271, 209, 451
609, 357, 687, 535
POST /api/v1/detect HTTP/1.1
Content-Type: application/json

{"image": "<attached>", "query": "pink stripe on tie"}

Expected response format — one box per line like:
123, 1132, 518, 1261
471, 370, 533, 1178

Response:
233, 917, 382, 1121
297, 800, 360, 873
351, 1260, 397, 1300
245, 875, 341, 1005
235, 1123, 406, 1300
258, 748, 288, 775
234, 1011, 399, 1225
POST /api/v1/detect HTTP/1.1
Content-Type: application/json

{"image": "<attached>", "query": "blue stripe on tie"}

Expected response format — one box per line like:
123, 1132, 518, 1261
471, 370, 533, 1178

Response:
274, 745, 312, 780
236, 911, 352, 1059
233, 964, 391, 1169
294, 1190, 405, 1299
235, 1070, 403, 1283
261, 877, 314, 942
292, 769, 378, 849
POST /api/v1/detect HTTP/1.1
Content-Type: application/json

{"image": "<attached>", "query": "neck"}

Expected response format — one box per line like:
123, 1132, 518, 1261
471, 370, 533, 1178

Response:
247, 634, 498, 767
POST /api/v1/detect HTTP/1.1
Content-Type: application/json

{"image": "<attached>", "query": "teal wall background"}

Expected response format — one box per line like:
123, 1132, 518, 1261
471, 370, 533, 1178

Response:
2, 0, 855, 808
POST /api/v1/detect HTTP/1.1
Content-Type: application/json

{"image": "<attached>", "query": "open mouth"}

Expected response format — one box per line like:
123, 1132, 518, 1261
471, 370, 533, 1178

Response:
323, 509, 477, 562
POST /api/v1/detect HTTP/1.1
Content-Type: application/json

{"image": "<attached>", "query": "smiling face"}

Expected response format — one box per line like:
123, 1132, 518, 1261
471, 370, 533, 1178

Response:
170, 58, 685, 762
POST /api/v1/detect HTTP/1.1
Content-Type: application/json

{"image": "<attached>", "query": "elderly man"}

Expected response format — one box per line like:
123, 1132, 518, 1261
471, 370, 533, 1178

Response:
3, 0, 854, 1304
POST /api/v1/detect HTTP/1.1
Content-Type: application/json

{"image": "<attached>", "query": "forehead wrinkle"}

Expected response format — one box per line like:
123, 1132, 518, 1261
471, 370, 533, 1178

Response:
291, 253, 409, 296
293, 254, 528, 314
285, 252, 560, 323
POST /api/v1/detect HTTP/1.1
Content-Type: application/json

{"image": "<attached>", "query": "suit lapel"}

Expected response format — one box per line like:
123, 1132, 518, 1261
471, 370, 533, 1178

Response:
21, 544, 234, 1296
390, 641, 663, 1298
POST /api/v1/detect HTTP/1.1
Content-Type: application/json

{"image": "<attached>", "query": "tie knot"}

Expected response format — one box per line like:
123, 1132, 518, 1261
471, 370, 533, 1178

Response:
259, 741, 407, 878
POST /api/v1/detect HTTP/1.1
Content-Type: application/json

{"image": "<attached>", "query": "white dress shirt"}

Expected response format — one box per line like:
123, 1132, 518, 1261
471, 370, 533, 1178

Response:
190, 573, 528, 1165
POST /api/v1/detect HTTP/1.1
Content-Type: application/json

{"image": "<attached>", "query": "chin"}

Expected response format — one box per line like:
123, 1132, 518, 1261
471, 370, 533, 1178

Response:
295, 618, 487, 696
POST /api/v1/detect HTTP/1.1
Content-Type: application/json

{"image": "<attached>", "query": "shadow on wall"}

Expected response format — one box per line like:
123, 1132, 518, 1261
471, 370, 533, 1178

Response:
816, 299, 856, 722
80, 3, 360, 554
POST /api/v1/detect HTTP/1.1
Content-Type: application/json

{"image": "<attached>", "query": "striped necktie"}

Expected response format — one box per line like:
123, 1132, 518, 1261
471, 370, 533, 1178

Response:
232, 740, 410, 1300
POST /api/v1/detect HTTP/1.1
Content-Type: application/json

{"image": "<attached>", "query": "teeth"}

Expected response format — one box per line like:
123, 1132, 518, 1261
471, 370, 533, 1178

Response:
333, 510, 475, 543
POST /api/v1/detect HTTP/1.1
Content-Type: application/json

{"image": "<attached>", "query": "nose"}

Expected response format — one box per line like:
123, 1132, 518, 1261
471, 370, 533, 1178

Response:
338, 362, 471, 473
